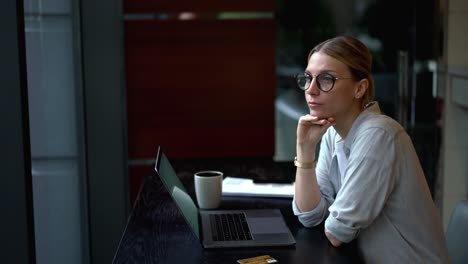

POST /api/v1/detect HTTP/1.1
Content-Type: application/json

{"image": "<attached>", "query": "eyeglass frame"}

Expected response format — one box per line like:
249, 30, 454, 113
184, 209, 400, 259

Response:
295, 72, 354, 93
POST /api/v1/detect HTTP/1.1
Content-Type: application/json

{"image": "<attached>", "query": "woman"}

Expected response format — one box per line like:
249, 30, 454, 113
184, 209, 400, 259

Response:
292, 36, 449, 262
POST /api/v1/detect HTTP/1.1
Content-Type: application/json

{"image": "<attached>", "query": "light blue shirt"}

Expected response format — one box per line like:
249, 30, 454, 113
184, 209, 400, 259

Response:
292, 102, 449, 263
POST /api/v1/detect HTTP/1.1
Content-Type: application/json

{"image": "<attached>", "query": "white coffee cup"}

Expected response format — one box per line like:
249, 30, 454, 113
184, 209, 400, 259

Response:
194, 170, 223, 209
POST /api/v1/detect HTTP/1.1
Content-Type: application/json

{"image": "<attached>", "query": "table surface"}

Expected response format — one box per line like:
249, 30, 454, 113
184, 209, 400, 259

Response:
113, 171, 363, 264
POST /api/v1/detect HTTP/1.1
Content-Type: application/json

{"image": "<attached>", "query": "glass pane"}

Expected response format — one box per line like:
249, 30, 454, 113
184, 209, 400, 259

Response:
23, 0, 88, 263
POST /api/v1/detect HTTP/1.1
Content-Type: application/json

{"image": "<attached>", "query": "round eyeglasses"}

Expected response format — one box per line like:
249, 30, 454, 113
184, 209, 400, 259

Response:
295, 72, 353, 92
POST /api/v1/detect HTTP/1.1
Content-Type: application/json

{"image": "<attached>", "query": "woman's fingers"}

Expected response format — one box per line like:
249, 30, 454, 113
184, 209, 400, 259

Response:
299, 115, 335, 126
296, 115, 334, 145
298, 115, 319, 125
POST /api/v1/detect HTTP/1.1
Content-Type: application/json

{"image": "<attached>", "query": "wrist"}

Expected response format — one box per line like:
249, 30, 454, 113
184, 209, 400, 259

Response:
296, 144, 316, 163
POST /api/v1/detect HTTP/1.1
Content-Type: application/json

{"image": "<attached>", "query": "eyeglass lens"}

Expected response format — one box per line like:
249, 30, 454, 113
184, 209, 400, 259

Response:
297, 73, 335, 92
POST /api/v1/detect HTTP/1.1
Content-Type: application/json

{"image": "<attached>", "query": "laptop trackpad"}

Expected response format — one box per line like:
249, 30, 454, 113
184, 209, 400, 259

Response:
249, 217, 289, 234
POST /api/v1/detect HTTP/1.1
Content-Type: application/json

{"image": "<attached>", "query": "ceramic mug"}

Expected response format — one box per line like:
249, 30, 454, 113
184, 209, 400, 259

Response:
194, 170, 223, 209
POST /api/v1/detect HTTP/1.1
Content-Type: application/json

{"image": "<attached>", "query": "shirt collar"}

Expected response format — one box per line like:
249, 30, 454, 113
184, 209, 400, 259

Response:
343, 101, 381, 150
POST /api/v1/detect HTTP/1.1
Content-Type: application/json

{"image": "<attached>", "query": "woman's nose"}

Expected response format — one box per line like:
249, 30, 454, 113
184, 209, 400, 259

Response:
306, 78, 320, 95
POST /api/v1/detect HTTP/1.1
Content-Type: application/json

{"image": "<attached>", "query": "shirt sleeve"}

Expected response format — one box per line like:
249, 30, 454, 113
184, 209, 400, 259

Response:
292, 129, 337, 227
292, 196, 329, 227
325, 127, 397, 243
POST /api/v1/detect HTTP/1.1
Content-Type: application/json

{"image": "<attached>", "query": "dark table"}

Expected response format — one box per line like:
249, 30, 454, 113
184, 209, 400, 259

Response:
113, 170, 363, 263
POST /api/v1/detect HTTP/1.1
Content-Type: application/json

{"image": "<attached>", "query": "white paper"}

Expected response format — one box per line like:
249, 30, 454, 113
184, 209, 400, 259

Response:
222, 177, 295, 198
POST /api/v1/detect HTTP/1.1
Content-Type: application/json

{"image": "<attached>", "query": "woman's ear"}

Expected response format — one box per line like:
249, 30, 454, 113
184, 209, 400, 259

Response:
354, 79, 369, 99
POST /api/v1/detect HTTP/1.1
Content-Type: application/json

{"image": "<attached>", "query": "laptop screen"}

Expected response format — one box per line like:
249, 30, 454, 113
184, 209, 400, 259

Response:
155, 148, 200, 238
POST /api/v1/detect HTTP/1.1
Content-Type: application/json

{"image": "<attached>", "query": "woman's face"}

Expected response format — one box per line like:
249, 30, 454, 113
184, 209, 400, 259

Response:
304, 52, 359, 119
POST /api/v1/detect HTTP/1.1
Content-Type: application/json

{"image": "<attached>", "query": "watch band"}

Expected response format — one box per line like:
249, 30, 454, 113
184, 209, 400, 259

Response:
294, 157, 316, 169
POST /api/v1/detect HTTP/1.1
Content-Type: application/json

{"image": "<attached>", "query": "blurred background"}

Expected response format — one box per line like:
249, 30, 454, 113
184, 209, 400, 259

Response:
3, 0, 468, 263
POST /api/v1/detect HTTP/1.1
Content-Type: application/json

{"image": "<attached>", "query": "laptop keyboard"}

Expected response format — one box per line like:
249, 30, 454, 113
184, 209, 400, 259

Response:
210, 213, 253, 241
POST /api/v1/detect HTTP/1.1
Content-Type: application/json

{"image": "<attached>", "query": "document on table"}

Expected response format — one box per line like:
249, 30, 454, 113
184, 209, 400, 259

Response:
222, 177, 295, 198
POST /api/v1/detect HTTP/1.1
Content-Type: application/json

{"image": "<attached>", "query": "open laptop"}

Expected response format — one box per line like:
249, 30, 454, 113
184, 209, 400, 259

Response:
154, 146, 296, 249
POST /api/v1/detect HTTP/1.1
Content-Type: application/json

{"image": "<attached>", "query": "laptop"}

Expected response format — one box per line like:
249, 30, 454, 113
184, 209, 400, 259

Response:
154, 146, 296, 249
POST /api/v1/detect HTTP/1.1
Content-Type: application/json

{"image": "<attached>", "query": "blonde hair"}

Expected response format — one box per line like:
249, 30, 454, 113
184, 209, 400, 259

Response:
308, 36, 375, 106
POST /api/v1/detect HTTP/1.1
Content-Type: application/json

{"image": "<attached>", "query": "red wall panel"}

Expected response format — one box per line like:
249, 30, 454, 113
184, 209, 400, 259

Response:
125, 19, 276, 159
124, 0, 275, 13
128, 165, 152, 206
